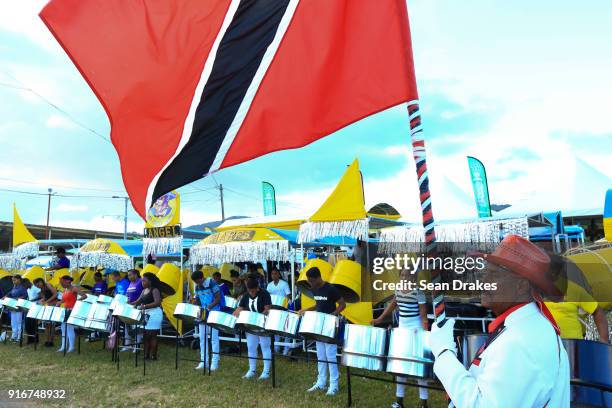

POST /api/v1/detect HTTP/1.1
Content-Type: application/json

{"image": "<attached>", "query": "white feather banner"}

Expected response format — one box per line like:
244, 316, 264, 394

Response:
73, 251, 133, 271
298, 219, 368, 243
191, 240, 290, 265
143, 236, 182, 256
0, 254, 20, 271
12, 241, 39, 260
378, 217, 530, 254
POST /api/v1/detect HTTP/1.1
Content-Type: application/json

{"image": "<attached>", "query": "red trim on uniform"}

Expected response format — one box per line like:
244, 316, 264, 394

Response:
488, 303, 528, 333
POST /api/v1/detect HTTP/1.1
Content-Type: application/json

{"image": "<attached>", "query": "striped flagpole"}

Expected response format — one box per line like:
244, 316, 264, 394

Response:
407, 100, 446, 325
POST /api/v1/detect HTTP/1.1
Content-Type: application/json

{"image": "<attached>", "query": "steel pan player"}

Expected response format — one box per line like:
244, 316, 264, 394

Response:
299, 267, 346, 396
266, 267, 291, 355
372, 269, 429, 408
233, 274, 273, 380
121, 269, 144, 352
429, 235, 570, 407
191, 269, 222, 371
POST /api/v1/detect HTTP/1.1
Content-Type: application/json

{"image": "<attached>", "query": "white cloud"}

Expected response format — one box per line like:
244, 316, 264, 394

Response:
0, 0, 60, 53
55, 203, 88, 213
45, 114, 75, 129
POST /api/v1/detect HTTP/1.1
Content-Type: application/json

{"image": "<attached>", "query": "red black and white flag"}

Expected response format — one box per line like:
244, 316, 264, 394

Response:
41, 0, 419, 219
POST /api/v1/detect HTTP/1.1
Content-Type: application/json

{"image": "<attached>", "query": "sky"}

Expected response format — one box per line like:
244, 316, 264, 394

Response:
0, 0, 611, 234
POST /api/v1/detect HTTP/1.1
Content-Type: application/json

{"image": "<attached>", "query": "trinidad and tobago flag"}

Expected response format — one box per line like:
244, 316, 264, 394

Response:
40, 0, 419, 219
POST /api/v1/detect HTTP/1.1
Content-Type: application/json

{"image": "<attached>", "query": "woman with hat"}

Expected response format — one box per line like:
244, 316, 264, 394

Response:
2, 274, 27, 342
130, 272, 162, 360
57, 275, 86, 353
32, 277, 58, 347
429, 235, 570, 407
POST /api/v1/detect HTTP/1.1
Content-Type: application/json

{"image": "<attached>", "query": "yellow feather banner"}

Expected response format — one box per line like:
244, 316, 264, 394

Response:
13, 204, 36, 246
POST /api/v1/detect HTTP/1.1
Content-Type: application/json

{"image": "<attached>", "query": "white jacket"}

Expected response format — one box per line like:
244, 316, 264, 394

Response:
434, 302, 570, 408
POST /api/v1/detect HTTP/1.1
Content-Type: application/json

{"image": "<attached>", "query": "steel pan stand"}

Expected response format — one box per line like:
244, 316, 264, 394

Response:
174, 315, 208, 376
19, 312, 24, 348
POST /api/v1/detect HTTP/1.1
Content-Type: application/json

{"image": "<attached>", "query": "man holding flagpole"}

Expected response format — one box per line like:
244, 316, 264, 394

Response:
429, 235, 570, 407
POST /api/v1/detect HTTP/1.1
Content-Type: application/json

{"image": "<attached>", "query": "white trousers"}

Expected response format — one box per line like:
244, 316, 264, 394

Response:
397, 377, 428, 400
198, 323, 219, 365
273, 335, 290, 353
124, 325, 142, 347
315, 341, 339, 389
10, 311, 23, 340
246, 332, 271, 373
60, 322, 75, 351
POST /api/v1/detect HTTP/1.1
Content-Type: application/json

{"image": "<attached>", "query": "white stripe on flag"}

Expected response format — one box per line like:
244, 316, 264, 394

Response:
145, 0, 242, 211
208, 0, 301, 173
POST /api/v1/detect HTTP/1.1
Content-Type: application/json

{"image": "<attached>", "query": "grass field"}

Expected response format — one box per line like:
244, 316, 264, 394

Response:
0, 335, 447, 408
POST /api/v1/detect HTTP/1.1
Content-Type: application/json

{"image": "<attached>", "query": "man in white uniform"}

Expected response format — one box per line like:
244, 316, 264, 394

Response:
429, 234, 570, 408
266, 267, 291, 354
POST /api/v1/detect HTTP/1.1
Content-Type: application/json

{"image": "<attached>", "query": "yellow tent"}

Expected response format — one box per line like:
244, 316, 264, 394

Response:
298, 159, 368, 243
566, 246, 612, 310
22, 265, 45, 283
216, 215, 304, 232
190, 228, 290, 265
12, 204, 38, 259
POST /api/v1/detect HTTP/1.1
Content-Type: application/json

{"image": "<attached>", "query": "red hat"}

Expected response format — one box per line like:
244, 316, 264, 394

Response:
484, 235, 561, 297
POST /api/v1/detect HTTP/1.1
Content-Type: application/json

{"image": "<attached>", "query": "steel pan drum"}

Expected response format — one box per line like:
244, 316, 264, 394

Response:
298, 311, 338, 343
265, 309, 300, 338
563, 339, 612, 407
460, 334, 487, 368
270, 295, 287, 310
173, 303, 201, 322
206, 310, 237, 334
66, 301, 92, 328
236, 311, 267, 335
224, 296, 238, 309
97, 294, 113, 304
342, 324, 387, 371
41, 306, 66, 323
109, 294, 127, 311
85, 303, 111, 332
386, 328, 434, 378
112, 304, 143, 325
83, 294, 98, 303
1, 297, 19, 311
16, 299, 33, 311
26, 303, 45, 320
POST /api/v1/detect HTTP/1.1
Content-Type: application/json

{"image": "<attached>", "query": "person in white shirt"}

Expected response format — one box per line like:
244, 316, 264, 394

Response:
24, 279, 41, 344
429, 234, 570, 408
266, 267, 291, 355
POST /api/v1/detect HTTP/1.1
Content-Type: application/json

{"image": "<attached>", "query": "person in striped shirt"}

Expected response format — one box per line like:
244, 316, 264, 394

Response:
372, 269, 429, 408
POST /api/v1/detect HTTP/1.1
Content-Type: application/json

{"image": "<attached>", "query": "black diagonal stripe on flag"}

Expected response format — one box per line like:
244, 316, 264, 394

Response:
152, 0, 291, 203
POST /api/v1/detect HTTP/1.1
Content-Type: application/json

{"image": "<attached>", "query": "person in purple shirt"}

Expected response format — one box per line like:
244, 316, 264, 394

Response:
91, 272, 108, 296
2, 275, 27, 342
45, 247, 70, 271
120, 269, 143, 352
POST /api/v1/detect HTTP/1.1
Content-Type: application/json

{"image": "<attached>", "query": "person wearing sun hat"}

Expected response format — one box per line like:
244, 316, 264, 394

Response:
429, 234, 570, 407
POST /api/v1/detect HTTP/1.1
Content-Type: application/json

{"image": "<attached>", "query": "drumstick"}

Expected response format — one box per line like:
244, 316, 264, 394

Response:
407, 101, 446, 327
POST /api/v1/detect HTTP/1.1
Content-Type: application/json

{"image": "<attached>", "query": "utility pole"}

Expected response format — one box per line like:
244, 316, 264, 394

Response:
113, 196, 129, 240
45, 188, 53, 239
219, 184, 225, 222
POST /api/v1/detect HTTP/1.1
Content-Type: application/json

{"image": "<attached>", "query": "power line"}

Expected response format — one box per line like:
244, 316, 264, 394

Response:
0, 70, 110, 144
0, 187, 121, 200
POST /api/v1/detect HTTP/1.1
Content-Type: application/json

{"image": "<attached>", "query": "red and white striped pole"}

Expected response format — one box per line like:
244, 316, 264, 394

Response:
407, 100, 446, 325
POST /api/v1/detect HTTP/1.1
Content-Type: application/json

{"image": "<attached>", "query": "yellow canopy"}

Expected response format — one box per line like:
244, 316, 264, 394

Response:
300, 293, 372, 326
0, 269, 13, 280
190, 228, 290, 264
76, 238, 132, 271
566, 246, 612, 310
216, 215, 304, 232
12, 204, 38, 259
23, 266, 45, 283
298, 159, 368, 242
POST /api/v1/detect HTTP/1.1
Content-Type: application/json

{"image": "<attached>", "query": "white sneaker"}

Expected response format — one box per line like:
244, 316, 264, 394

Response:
119, 347, 130, 352
307, 383, 326, 392
258, 372, 270, 380
195, 362, 206, 370
326, 387, 339, 396
132, 347, 138, 354
56, 348, 65, 353
210, 362, 219, 371
242, 370, 256, 379
0, 332, 6, 342
66, 349, 75, 353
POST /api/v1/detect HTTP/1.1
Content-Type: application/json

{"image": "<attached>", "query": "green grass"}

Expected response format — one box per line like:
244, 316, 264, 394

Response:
0, 335, 447, 408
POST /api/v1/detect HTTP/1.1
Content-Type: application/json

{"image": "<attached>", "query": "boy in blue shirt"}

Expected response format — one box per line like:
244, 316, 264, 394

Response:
191, 270, 222, 371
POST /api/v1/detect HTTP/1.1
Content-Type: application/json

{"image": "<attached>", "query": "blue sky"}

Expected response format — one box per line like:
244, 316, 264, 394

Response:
0, 0, 610, 233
